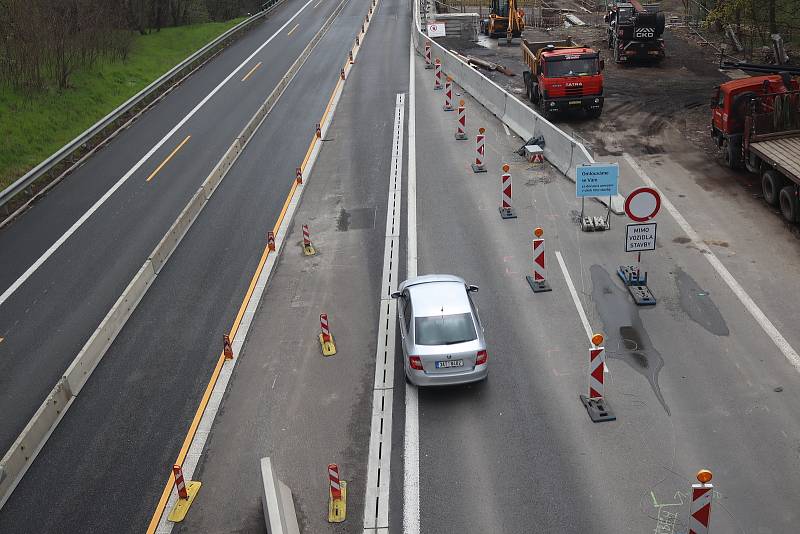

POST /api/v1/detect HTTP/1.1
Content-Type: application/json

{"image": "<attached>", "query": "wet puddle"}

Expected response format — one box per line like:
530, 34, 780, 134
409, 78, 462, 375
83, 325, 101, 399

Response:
590, 265, 670, 415
675, 268, 729, 336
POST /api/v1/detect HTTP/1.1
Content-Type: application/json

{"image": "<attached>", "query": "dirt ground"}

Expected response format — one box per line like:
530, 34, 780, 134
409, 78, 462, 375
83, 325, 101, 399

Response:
438, 17, 731, 160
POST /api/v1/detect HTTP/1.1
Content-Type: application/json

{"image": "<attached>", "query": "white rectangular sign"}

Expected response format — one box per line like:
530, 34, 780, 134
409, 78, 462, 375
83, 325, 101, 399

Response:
625, 223, 657, 252
427, 21, 446, 37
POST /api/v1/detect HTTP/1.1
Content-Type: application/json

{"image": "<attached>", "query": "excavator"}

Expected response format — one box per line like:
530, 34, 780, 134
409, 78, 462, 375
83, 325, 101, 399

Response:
480, 0, 525, 42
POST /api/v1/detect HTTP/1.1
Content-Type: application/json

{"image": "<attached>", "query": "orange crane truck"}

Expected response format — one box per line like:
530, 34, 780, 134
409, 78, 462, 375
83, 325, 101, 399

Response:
711, 73, 800, 223
521, 39, 605, 119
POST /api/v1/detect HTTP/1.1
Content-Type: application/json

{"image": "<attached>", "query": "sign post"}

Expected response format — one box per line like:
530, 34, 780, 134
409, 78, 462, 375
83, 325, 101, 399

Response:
576, 163, 619, 232
618, 188, 661, 306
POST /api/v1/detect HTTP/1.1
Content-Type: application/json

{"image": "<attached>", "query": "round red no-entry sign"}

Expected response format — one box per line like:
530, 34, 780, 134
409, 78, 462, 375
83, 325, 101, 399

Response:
625, 187, 661, 222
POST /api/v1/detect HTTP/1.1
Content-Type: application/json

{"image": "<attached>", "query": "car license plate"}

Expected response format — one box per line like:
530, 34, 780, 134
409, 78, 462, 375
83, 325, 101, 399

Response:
435, 360, 464, 369
569, 100, 581, 105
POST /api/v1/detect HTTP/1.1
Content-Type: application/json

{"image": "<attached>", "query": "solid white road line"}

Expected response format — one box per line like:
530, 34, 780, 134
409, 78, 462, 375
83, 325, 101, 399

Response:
555, 250, 592, 339
623, 153, 800, 372
555, 250, 610, 373
363, 94, 405, 533
403, 39, 420, 534
0, 0, 318, 309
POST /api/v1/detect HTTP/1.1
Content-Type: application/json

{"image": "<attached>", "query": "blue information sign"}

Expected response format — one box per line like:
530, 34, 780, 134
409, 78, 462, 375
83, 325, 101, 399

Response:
576, 163, 619, 198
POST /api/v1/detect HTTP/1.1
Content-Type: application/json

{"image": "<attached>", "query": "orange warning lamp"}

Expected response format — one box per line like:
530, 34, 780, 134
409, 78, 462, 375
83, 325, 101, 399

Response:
459, 99, 465, 106
502, 164, 510, 172
479, 127, 486, 134
534, 227, 543, 238
696, 469, 713, 484
591, 333, 604, 347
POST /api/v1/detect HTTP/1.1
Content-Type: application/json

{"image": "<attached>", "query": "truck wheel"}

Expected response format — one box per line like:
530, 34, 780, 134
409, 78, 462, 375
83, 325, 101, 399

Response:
722, 138, 741, 169
762, 170, 787, 206
779, 185, 798, 223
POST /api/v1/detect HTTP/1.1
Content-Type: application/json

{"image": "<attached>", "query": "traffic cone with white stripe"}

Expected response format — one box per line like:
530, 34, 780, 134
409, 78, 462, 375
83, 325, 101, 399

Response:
689, 470, 714, 534
319, 313, 336, 356
443, 77, 454, 111
471, 128, 487, 173
455, 100, 467, 140
526, 227, 551, 292
424, 41, 433, 69
499, 164, 516, 219
327, 463, 347, 522
433, 58, 443, 90
579, 333, 616, 422
302, 224, 316, 256
223, 334, 234, 360
167, 464, 201, 522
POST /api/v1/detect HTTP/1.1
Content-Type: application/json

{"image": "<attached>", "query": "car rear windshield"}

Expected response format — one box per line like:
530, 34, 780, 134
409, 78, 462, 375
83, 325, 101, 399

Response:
415, 313, 477, 346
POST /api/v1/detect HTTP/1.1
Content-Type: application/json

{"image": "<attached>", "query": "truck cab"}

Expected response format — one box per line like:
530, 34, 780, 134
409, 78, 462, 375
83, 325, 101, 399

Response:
710, 75, 798, 167
522, 40, 605, 119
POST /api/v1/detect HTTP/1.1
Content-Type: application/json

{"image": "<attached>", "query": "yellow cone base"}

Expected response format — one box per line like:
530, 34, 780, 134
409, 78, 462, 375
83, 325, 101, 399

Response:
167, 481, 201, 523
328, 480, 347, 523
319, 334, 337, 356
303, 244, 316, 256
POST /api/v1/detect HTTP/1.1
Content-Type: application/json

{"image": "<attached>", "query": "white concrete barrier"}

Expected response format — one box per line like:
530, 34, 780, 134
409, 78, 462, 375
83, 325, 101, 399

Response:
0, 22, 293, 509
64, 260, 156, 394
260, 457, 300, 534
412, 3, 624, 212
0, 378, 74, 508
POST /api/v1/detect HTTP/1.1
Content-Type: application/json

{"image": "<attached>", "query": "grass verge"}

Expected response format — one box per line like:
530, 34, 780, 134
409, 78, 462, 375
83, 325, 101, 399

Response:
0, 19, 245, 191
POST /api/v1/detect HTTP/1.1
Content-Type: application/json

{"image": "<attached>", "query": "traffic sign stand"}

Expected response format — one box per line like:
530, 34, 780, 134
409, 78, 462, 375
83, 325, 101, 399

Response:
576, 164, 618, 232
618, 192, 660, 306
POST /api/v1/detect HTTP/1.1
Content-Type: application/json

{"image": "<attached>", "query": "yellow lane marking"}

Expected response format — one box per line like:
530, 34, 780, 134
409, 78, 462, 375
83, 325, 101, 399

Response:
145, 135, 191, 182
287, 23, 300, 36
147, 14, 357, 533
241, 61, 262, 82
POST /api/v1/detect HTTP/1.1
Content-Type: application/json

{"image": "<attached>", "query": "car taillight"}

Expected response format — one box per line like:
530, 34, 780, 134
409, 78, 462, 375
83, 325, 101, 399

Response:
409, 356, 423, 370
476, 350, 488, 365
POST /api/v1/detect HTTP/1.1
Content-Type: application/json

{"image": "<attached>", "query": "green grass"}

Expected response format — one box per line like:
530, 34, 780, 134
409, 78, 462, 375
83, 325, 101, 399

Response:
0, 19, 245, 190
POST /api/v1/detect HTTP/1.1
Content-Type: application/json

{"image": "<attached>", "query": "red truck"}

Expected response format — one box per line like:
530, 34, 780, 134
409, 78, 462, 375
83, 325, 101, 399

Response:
711, 73, 800, 223
521, 39, 605, 119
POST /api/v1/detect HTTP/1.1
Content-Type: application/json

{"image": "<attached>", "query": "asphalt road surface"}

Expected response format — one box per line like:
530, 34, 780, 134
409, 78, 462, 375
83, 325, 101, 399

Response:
0, 0, 350, 455
0, 0, 372, 531
3, 0, 800, 532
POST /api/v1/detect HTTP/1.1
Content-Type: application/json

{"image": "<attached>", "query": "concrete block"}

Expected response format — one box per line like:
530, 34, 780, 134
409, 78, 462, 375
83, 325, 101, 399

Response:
64, 261, 155, 394
0, 378, 74, 507
261, 457, 299, 534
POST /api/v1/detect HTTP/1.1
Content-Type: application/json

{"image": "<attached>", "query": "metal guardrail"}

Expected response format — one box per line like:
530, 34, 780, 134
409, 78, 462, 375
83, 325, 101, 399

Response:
0, 0, 283, 217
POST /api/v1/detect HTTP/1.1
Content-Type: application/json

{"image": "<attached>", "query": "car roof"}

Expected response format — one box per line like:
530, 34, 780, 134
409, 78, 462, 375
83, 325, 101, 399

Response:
405, 279, 472, 317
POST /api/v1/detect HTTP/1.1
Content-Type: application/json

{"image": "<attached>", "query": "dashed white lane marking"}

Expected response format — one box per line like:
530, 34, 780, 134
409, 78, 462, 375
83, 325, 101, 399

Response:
623, 153, 800, 372
555, 250, 609, 374
403, 38, 420, 534
363, 93, 405, 533
0, 0, 318, 309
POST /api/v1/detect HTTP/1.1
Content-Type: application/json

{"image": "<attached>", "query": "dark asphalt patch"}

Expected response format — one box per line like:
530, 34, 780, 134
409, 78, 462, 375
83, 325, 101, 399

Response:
675, 267, 729, 337
590, 264, 670, 415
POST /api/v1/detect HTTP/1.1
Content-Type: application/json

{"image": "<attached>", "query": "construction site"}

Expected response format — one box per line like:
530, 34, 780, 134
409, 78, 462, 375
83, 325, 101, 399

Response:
423, 0, 800, 229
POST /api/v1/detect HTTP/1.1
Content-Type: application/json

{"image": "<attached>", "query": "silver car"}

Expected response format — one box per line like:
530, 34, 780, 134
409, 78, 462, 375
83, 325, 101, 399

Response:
391, 274, 488, 386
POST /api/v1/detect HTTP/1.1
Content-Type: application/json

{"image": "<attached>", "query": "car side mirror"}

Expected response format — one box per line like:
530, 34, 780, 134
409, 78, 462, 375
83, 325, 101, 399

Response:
468, 285, 479, 293
390, 291, 401, 299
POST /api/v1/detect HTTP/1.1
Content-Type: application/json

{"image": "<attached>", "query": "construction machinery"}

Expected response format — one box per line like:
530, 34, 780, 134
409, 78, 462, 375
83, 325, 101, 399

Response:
711, 72, 800, 223
521, 39, 605, 119
480, 0, 525, 41
605, 1, 665, 63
